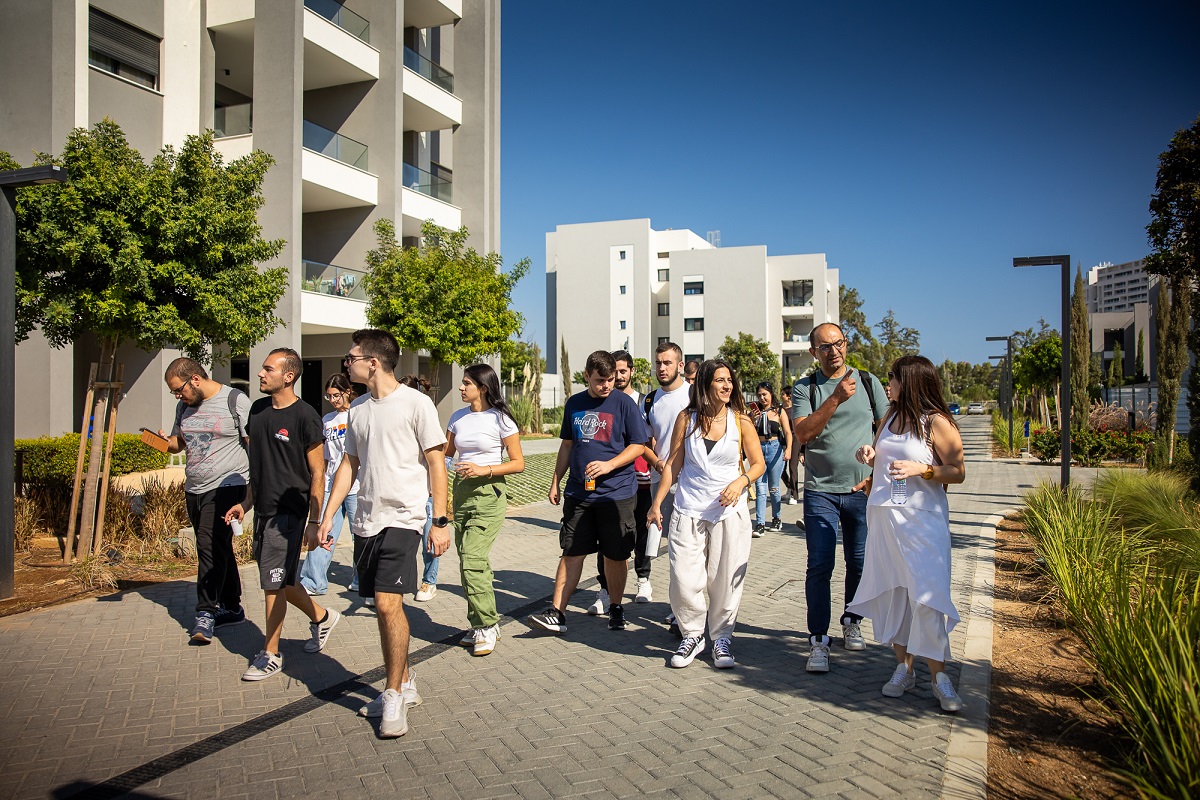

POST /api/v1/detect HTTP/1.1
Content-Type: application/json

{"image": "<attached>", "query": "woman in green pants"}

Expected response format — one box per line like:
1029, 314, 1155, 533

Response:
445, 363, 525, 656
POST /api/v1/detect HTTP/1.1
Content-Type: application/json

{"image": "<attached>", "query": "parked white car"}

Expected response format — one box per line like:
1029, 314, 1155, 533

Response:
967, 402, 985, 415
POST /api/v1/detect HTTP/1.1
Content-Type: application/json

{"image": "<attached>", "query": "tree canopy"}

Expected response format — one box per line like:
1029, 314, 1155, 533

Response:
6, 119, 287, 360
499, 340, 545, 386
364, 220, 530, 369
715, 332, 779, 394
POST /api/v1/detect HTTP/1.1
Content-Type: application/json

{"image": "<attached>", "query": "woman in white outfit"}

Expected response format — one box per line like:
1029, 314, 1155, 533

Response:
849, 355, 966, 712
649, 359, 765, 669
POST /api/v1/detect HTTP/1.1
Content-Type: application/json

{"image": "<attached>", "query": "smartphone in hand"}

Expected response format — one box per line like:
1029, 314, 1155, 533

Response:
139, 428, 170, 453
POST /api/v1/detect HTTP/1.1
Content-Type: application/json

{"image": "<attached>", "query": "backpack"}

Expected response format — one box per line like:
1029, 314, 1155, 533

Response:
175, 387, 248, 447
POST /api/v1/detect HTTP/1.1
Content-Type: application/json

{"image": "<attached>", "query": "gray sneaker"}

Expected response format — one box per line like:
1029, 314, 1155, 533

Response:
806, 636, 830, 673
241, 650, 283, 681
933, 672, 964, 712
378, 688, 408, 738
190, 612, 216, 644
359, 683, 422, 717
881, 663, 917, 697
842, 622, 866, 651
304, 608, 340, 653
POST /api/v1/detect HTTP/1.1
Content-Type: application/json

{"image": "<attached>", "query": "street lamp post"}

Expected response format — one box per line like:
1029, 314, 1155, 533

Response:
1, 165, 68, 600
1013, 254, 1071, 489
987, 336, 1015, 454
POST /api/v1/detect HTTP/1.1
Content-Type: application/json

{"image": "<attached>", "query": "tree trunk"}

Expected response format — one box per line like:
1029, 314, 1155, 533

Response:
76, 338, 117, 562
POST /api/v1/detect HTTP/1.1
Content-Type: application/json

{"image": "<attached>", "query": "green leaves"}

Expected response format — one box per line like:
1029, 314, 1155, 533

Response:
715, 332, 779, 395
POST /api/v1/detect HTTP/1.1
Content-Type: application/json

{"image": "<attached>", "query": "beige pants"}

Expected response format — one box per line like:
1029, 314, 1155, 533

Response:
667, 503, 752, 641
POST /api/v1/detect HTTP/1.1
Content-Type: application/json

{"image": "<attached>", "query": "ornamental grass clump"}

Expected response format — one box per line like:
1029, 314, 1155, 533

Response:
1021, 477, 1200, 799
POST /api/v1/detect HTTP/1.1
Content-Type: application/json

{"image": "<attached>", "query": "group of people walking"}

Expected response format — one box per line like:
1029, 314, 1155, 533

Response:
161, 321, 967, 740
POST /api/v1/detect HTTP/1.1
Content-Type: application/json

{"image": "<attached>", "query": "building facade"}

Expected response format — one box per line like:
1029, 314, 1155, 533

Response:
1087, 258, 1155, 314
546, 219, 838, 387
0, 0, 499, 434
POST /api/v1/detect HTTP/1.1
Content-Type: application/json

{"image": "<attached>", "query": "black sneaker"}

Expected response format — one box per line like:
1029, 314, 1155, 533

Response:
670, 635, 705, 668
608, 604, 626, 631
214, 607, 246, 629
752, 523, 766, 539
190, 612, 215, 644
528, 607, 567, 634
770, 518, 783, 532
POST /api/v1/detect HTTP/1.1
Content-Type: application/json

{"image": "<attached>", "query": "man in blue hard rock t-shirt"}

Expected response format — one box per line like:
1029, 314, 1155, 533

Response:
528, 350, 649, 635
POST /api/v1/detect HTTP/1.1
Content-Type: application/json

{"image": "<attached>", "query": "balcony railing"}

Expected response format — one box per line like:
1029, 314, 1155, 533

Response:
403, 46, 453, 92
402, 162, 452, 204
304, 0, 370, 42
783, 296, 814, 307
302, 260, 367, 301
303, 120, 368, 171
214, 102, 252, 138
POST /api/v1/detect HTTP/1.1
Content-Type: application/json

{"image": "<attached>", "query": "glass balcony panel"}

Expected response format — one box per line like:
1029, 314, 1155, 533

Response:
214, 102, 252, 138
403, 46, 454, 93
402, 162, 453, 204
303, 120, 368, 171
302, 259, 367, 301
304, 0, 370, 42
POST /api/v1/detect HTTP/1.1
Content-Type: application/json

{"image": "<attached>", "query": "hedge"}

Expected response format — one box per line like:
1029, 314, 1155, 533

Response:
1029, 427, 1153, 467
15, 434, 169, 483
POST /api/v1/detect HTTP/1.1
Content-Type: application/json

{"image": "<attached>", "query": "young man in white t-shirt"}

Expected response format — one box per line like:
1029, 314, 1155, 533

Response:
319, 329, 449, 738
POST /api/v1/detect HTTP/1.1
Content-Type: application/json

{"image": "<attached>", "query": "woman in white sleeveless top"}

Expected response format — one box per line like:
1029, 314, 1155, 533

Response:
850, 355, 967, 712
649, 360, 765, 669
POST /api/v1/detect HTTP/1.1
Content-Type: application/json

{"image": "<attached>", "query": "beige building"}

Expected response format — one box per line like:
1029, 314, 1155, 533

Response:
546, 219, 839, 385
0, 0, 499, 434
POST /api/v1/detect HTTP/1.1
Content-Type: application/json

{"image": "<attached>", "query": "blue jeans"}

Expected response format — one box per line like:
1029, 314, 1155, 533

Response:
754, 439, 785, 525
299, 491, 358, 595
803, 489, 868, 639
420, 496, 439, 585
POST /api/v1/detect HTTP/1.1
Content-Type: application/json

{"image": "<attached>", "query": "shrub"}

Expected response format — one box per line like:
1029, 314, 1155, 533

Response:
508, 393, 535, 434
1030, 428, 1060, 462
1028, 427, 1153, 465
16, 433, 169, 483
542, 406, 564, 425
13, 496, 46, 551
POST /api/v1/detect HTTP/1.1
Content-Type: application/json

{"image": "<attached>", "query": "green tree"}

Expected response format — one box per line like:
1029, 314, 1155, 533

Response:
1071, 265, 1090, 430
1108, 342, 1124, 388
1153, 277, 1191, 464
631, 357, 653, 394
364, 220, 530, 394
1145, 114, 1200, 485
864, 309, 920, 380
560, 337, 572, 399
839, 284, 875, 355
715, 332, 779, 395
499, 340, 545, 387
1013, 331, 1061, 426
1135, 329, 1146, 383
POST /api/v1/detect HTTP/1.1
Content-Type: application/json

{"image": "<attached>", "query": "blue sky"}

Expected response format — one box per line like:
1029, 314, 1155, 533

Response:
498, 1, 1200, 366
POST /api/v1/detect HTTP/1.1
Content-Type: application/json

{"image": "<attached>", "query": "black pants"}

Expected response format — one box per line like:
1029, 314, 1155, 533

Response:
597, 485, 652, 588
186, 485, 246, 615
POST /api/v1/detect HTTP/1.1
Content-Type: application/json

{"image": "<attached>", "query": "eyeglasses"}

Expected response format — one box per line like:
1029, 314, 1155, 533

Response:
814, 339, 847, 354
343, 353, 371, 364
325, 392, 344, 402
166, 376, 198, 396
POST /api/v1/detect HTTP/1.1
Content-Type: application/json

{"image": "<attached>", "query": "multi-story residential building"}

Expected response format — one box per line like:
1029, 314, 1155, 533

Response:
545, 219, 838, 389
0, 0, 498, 434
1087, 258, 1155, 313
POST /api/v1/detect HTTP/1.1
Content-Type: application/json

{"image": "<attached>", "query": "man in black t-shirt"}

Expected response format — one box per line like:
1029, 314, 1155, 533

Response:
528, 351, 648, 635
226, 348, 337, 681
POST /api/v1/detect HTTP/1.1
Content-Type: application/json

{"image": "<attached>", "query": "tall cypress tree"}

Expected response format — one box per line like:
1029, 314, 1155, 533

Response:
1071, 264, 1090, 429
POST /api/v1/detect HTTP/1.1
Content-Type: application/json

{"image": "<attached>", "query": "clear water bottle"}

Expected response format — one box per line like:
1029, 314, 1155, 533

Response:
891, 476, 908, 505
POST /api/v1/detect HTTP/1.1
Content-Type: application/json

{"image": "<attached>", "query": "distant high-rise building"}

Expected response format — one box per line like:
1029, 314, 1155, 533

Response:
1087, 258, 1155, 313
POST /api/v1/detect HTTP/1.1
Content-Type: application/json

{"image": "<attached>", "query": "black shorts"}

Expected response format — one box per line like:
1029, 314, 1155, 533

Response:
252, 513, 304, 590
357, 527, 421, 597
560, 495, 637, 560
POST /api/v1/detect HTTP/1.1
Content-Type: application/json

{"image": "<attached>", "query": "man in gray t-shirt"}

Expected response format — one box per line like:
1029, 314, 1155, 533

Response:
792, 323, 887, 674
160, 357, 251, 644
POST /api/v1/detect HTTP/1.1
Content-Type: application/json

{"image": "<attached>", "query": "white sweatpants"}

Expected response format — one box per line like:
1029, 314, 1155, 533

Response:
667, 503, 752, 641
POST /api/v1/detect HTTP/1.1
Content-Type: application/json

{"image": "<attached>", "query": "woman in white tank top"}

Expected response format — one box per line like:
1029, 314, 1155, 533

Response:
649, 360, 765, 670
849, 355, 967, 713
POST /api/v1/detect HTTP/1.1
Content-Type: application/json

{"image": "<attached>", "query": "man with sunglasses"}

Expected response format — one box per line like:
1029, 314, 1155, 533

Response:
791, 323, 887, 674
160, 357, 251, 644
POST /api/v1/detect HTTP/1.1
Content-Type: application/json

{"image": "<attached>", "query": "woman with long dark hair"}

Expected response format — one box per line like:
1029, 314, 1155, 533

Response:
749, 381, 792, 537
649, 359, 765, 669
850, 355, 967, 712
445, 363, 525, 656
301, 373, 359, 596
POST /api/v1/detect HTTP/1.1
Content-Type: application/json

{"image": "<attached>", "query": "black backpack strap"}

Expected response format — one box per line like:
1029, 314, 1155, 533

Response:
227, 387, 248, 444
858, 370, 879, 430
643, 390, 656, 424
173, 400, 186, 435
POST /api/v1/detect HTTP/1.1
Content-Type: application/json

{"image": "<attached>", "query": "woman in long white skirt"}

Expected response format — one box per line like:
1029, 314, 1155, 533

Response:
850, 355, 967, 712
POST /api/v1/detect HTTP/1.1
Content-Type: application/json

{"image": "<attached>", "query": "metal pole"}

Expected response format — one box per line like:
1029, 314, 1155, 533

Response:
1007, 339, 1014, 454
1060, 260, 1071, 489
1, 187, 15, 599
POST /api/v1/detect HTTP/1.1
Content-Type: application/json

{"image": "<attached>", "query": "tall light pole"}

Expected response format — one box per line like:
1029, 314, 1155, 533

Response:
1, 165, 68, 600
987, 335, 1015, 454
1013, 254, 1071, 489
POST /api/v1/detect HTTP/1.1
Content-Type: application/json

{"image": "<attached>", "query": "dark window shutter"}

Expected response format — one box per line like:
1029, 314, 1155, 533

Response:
89, 8, 159, 77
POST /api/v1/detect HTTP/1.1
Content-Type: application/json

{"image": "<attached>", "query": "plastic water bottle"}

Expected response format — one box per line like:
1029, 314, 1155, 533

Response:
890, 476, 908, 505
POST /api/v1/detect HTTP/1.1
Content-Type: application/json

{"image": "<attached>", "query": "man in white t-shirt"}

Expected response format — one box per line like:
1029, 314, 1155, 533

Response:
319, 329, 449, 739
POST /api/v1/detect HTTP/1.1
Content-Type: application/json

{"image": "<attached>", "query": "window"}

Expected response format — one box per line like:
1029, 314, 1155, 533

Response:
657, 269, 669, 282
657, 252, 669, 258
657, 303, 669, 316
619, 285, 626, 295
618, 250, 627, 260
683, 281, 704, 295
89, 8, 160, 90
685, 354, 704, 363
619, 320, 627, 330
658, 337, 669, 345
684, 318, 704, 332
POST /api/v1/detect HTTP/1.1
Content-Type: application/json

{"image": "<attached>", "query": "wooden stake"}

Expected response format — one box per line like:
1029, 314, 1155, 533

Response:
64, 363, 98, 565
91, 365, 124, 558
77, 340, 116, 562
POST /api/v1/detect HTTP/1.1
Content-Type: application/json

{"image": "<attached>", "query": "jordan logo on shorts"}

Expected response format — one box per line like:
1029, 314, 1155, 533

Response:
394, 576, 404, 587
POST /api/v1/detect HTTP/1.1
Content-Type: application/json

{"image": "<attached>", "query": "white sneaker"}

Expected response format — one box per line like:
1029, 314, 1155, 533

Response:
635, 578, 652, 603
806, 636, 830, 673
365, 597, 375, 607
670, 635, 705, 668
881, 663, 917, 697
379, 688, 408, 737
360, 682, 423, 717
459, 628, 480, 647
842, 622, 866, 651
587, 588, 610, 616
415, 583, 437, 602
933, 672, 964, 712
304, 608, 340, 653
786, 495, 798, 505
241, 650, 283, 681
473, 624, 500, 656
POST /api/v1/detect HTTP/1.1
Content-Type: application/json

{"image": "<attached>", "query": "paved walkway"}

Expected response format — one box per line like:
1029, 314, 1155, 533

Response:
0, 418, 1057, 799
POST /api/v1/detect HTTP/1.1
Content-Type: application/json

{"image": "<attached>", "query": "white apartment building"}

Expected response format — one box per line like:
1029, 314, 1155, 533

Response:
546, 219, 838, 386
0, 0, 499, 434
1087, 258, 1155, 313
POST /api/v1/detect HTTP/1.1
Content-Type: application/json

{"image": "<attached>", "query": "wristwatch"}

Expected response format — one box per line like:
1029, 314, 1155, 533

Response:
922, 466, 935, 480
431, 515, 450, 528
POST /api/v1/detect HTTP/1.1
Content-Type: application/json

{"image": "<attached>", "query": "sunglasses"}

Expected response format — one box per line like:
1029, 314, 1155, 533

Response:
343, 353, 372, 364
